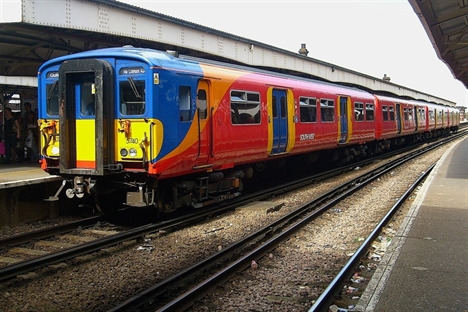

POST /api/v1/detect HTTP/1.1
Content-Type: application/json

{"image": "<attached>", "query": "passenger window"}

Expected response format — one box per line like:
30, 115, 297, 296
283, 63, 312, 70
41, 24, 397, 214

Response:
404, 108, 409, 121
382, 105, 388, 121
354, 102, 364, 121
320, 99, 334, 122
230, 90, 260, 125
365, 103, 374, 121
429, 110, 434, 121
389, 106, 395, 121
419, 108, 425, 120
299, 97, 317, 123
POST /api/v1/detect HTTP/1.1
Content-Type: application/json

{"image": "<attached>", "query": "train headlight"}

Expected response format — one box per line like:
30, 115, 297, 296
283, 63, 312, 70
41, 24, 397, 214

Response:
120, 148, 128, 157
51, 146, 60, 155
129, 148, 137, 157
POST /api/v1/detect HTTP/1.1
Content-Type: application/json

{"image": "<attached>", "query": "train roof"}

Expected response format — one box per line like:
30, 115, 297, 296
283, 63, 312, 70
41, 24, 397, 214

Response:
374, 94, 457, 108
38, 46, 202, 75
37, 46, 373, 97
181, 54, 370, 94
36, 47, 458, 108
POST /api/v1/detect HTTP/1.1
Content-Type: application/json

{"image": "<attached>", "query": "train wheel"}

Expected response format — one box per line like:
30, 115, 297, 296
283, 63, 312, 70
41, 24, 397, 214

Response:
156, 186, 177, 213
94, 191, 126, 214
90, 182, 126, 214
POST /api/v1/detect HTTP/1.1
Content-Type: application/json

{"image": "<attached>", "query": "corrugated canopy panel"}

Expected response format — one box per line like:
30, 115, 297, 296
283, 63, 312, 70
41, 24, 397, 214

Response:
409, 0, 468, 88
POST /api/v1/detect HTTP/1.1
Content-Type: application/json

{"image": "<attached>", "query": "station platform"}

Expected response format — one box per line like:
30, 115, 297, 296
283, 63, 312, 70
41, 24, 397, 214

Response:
0, 160, 62, 189
0, 160, 65, 228
358, 137, 468, 311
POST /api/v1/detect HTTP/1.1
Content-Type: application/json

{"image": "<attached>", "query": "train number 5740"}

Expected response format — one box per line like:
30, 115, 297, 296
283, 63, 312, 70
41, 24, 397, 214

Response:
126, 138, 139, 144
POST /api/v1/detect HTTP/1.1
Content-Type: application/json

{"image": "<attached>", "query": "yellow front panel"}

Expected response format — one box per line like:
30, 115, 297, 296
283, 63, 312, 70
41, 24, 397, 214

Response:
39, 119, 60, 159
76, 120, 96, 165
115, 118, 163, 162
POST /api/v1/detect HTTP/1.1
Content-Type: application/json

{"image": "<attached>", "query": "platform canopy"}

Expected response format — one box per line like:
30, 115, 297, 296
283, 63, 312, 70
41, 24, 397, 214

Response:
409, 0, 468, 89
0, 0, 459, 106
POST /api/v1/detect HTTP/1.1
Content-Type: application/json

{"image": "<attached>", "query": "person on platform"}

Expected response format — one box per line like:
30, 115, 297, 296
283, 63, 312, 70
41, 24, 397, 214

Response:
3, 107, 22, 164
21, 101, 34, 160
24, 110, 39, 161
21, 102, 33, 137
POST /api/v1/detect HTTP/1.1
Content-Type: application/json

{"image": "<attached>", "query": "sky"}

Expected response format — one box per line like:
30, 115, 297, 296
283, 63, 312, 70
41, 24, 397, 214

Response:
118, 0, 467, 109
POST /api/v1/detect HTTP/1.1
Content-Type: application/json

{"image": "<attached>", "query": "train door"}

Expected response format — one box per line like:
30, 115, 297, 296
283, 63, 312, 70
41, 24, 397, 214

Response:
194, 80, 211, 167
59, 59, 114, 175
413, 106, 419, 131
443, 109, 447, 127
395, 103, 402, 134
271, 89, 288, 154
338, 96, 349, 144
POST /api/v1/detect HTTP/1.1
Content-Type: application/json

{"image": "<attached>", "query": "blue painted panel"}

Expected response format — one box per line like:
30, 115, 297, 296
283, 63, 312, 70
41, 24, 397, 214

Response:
272, 89, 287, 154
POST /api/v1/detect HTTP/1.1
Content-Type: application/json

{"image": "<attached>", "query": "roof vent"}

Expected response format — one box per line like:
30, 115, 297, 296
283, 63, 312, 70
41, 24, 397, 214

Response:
166, 50, 179, 57
298, 43, 309, 56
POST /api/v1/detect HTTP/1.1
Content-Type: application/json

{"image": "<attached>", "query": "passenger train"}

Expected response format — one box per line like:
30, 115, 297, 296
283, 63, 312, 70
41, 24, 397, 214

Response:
37, 47, 460, 213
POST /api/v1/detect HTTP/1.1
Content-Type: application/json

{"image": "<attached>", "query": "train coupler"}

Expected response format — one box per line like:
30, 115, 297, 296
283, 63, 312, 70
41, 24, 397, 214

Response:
62, 176, 94, 199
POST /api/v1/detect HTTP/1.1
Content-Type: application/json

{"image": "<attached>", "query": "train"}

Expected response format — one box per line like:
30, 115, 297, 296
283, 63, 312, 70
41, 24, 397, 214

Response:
37, 46, 460, 213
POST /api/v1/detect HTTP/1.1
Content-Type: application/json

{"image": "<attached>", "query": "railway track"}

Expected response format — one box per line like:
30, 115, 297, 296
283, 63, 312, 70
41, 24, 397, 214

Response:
0, 216, 104, 248
309, 164, 435, 311
0, 207, 229, 283
0, 144, 401, 283
0, 154, 372, 285
0, 131, 465, 311
108, 132, 467, 311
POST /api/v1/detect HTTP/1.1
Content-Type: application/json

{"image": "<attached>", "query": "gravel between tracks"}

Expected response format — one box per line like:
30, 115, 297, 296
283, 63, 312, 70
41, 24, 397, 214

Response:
0, 141, 456, 312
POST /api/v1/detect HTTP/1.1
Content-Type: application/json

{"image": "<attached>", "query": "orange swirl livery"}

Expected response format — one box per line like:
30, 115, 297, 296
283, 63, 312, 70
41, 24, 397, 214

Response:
36, 47, 460, 214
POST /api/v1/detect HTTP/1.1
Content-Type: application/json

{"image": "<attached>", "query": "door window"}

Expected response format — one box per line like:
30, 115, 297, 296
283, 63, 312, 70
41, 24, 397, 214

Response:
197, 89, 207, 120
81, 82, 95, 116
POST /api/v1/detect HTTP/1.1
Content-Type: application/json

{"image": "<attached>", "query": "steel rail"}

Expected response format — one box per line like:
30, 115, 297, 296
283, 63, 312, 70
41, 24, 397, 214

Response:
308, 163, 436, 311
0, 216, 103, 248
0, 208, 223, 282
109, 133, 459, 311
1, 131, 464, 292
155, 150, 436, 312
0, 171, 326, 283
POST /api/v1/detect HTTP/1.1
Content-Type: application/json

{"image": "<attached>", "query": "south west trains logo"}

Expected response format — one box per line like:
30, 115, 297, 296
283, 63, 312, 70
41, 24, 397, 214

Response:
299, 133, 315, 141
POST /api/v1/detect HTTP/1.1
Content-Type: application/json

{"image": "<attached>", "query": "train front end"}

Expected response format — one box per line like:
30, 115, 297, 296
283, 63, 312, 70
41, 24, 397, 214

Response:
37, 48, 177, 212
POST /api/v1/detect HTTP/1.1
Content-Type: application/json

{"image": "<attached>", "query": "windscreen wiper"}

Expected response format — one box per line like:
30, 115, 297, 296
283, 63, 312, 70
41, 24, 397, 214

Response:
127, 77, 142, 99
